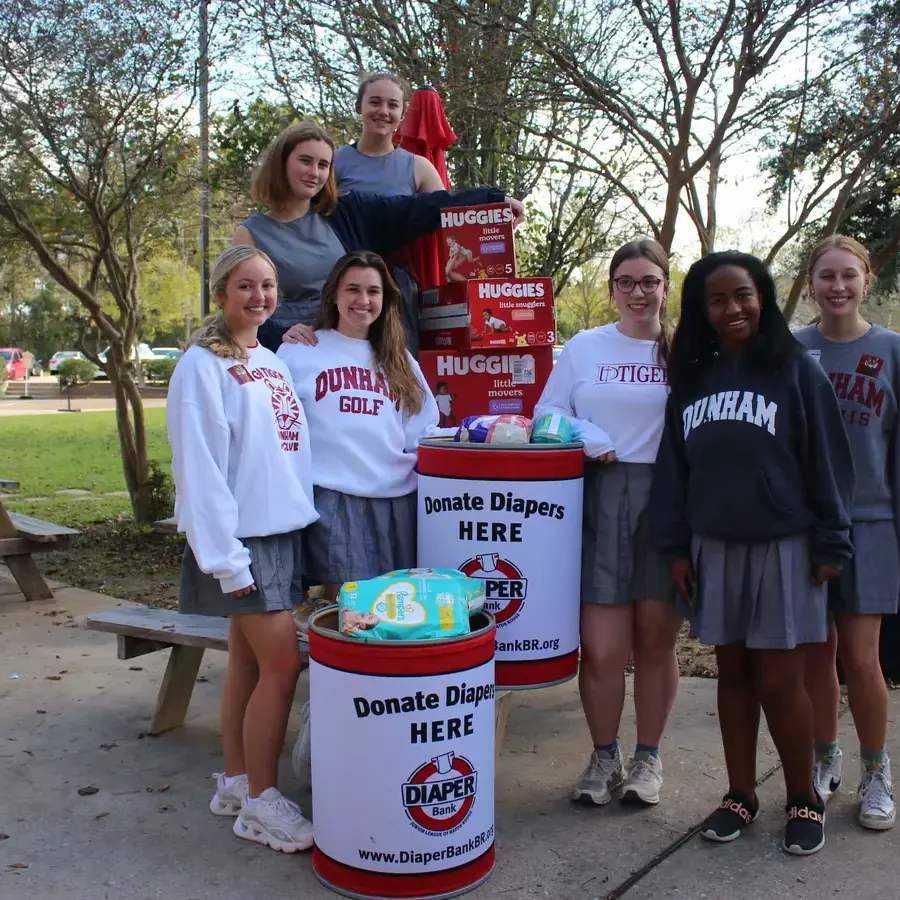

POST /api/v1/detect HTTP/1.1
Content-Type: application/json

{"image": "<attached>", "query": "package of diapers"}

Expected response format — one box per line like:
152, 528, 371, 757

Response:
530, 412, 576, 444
455, 414, 531, 445
339, 568, 481, 640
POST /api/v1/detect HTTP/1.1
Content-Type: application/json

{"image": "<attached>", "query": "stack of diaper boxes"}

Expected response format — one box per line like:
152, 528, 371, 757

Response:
418, 202, 555, 426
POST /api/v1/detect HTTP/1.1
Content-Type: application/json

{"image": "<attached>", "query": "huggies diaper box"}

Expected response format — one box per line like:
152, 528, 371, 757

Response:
419, 346, 553, 422
438, 203, 517, 283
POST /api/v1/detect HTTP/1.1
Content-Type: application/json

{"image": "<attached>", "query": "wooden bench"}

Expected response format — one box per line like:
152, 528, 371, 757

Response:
85, 605, 309, 735
0, 487, 80, 601
86, 604, 516, 752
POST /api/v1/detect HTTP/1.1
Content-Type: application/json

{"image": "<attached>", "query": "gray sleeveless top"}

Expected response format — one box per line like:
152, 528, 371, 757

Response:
335, 145, 417, 197
242, 211, 346, 329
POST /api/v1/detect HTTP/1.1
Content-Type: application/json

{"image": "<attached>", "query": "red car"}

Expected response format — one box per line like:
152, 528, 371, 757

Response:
0, 348, 38, 380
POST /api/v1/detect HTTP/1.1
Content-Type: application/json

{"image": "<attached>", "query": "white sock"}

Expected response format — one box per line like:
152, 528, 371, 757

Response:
244, 795, 260, 808
223, 773, 246, 788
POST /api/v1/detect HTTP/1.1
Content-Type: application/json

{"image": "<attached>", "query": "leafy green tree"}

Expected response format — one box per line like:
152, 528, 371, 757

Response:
0, 0, 196, 522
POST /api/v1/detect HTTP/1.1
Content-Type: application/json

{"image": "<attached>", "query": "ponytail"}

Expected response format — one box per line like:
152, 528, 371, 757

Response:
190, 245, 278, 361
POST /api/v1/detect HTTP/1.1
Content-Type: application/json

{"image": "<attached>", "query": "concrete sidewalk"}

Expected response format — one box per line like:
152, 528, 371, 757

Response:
1, 572, 897, 900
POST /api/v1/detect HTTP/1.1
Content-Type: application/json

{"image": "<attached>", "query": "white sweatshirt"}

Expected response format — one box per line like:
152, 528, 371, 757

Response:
534, 323, 668, 463
278, 329, 440, 498
167, 344, 318, 593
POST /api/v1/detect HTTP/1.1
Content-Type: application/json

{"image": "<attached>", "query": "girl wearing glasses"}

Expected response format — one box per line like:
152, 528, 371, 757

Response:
534, 239, 682, 809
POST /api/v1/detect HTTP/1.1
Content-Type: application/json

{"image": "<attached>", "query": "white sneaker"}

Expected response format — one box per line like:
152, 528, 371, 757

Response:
858, 756, 895, 831
209, 772, 248, 817
572, 749, 625, 806
813, 747, 843, 804
291, 701, 312, 790
233, 787, 314, 852
621, 752, 663, 806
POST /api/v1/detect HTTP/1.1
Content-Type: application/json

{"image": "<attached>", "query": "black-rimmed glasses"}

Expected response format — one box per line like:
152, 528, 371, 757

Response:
613, 276, 663, 294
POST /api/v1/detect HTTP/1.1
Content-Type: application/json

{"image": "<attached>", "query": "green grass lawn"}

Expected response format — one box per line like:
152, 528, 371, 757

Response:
0, 408, 172, 527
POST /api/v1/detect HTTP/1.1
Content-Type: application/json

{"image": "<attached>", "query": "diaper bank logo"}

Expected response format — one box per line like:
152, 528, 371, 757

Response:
402, 751, 478, 836
459, 553, 527, 626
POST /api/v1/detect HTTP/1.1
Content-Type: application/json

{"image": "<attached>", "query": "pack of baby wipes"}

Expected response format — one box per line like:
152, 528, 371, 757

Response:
530, 412, 576, 444
455, 414, 531, 444
338, 568, 484, 641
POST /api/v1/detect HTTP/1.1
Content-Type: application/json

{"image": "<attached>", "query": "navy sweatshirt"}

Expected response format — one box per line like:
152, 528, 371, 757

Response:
257, 186, 505, 351
650, 348, 854, 568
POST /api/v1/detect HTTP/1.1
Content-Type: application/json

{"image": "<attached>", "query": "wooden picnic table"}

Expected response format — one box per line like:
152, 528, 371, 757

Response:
0, 480, 79, 600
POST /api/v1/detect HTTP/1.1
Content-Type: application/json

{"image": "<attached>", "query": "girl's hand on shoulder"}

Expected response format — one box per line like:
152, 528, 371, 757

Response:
282, 324, 318, 346
813, 564, 840, 586
504, 196, 525, 226
670, 557, 696, 600
232, 583, 257, 597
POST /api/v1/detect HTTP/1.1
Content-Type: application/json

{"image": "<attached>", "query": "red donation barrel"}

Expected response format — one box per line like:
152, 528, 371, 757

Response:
310, 608, 497, 900
417, 439, 584, 690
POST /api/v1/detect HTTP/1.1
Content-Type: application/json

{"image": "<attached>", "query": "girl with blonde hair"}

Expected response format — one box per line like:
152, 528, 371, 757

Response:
797, 234, 899, 831
168, 246, 318, 853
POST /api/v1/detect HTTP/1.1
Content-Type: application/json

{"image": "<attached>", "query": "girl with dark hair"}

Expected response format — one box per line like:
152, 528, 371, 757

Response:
650, 251, 854, 855
797, 235, 899, 831
234, 121, 523, 353
277, 251, 439, 599
278, 251, 439, 791
534, 239, 681, 808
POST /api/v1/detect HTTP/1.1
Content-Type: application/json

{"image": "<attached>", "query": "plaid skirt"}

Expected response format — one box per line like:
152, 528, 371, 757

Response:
303, 486, 417, 584
179, 531, 305, 617
689, 533, 828, 649
581, 461, 675, 605
829, 520, 899, 616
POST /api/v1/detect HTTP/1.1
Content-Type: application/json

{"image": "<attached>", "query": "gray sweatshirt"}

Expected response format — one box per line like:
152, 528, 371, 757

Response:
795, 324, 900, 524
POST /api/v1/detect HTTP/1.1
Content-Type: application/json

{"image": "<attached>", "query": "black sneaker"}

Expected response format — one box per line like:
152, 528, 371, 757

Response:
783, 796, 825, 855
699, 790, 760, 842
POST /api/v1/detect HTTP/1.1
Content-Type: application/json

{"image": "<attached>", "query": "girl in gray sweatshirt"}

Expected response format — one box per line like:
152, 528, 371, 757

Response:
796, 234, 900, 833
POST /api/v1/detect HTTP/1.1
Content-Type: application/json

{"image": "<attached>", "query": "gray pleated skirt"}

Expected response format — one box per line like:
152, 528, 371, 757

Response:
829, 520, 900, 616
179, 531, 305, 617
581, 461, 676, 606
689, 533, 828, 649
303, 486, 417, 584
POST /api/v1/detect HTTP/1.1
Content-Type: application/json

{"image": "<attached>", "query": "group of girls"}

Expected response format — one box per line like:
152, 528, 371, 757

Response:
168, 72, 520, 854
541, 233, 898, 858
168, 67, 899, 862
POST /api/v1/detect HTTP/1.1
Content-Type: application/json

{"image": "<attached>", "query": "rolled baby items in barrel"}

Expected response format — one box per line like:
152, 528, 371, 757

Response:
309, 606, 497, 899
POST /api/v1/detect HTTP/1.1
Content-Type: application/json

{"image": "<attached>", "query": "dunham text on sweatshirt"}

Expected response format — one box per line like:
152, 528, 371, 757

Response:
167, 344, 318, 593
278, 329, 439, 498
534, 324, 668, 462
795, 324, 900, 527
650, 348, 854, 568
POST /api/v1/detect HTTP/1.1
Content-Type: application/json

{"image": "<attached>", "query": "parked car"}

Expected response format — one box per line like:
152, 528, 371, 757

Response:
151, 347, 184, 359
0, 347, 39, 379
49, 350, 88, 375
95, 343, 160, 379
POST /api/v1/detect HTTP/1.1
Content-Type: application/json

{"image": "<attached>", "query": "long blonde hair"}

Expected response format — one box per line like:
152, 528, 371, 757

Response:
251, 121, 339, 214
316, 252, 424, 414
191, 246, 277, 361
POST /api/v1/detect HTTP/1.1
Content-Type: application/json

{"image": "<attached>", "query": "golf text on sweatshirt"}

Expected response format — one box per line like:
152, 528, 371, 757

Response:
167, 344, 318, 593
278, 329, 440, 498
534, 324, 668, 462
650, 349, 854, 567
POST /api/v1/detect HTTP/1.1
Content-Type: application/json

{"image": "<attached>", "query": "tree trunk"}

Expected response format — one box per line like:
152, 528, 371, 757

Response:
782, 269, 808, 323
107, 351, 153, 523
